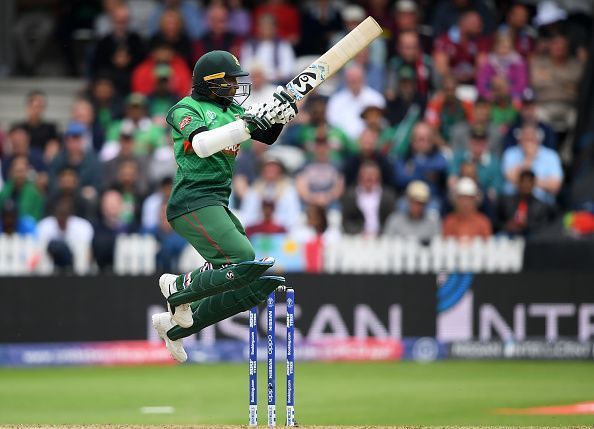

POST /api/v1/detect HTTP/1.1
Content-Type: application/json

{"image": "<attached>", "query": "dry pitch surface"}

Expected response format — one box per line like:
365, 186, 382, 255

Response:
1, 426, 593, 429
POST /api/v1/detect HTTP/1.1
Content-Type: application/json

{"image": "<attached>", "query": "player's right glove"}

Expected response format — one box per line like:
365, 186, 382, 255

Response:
242, 103, 275, 131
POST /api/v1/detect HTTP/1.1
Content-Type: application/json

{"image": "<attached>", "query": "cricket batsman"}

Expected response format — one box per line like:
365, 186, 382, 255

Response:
151, 50, 298, 362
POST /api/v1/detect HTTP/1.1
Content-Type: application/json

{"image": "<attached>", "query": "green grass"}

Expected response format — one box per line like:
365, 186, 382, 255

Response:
0, 361, 592, 426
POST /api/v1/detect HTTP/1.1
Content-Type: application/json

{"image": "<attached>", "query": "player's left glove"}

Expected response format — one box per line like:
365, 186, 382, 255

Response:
271, 86, 298, 125
242, 102, 275, 131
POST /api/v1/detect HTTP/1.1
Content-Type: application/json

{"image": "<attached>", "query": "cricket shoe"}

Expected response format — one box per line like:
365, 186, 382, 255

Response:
152, 312, 187, 363
159, 273, 193, 328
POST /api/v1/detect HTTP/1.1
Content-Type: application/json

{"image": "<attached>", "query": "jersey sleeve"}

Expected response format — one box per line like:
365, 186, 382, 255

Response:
167, 105, 207, 141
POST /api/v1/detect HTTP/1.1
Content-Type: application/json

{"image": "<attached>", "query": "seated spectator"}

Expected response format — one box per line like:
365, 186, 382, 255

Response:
1, 125, 46, 185
502, 89, 557, 152
147, 64, 178, 122
449, 97, 501, 153
360, 105, 389, 135
381, 66, 426, 157
294, 96, 355, 166
37, 197, 94, 273
92, 189, 135, 271
102, 93, 166, 160
477, 30, 528, 102
502, 124, 563, 205
530, 32, 584, 137
45, 167, 96, 221
90, 4, 146, 94
240, 154, 301, 230
498, 170, 552, 237
344, 127, 394, 187
343, 47, 386, 94
240, 13, 295, 84
147, 0, 205, 41
499, 3, 536, 59
253, 0, 300, 45
228, 0, 251, 38
296, 138, 345, 209
394, 122, 448, 206
386, 31, 434, 100
71, 98, 105, 153
384, 180, 441, 241
131, 43, 192, 100
111, 160, 145, 228
0, 200, 35, 235
48, 122, 102, 199
425, 75, 473, 144
443, 177, 493, 240
88, 73, 124, 135
326, 64, 385, 140
449, 126, 501, 203
292, 204, 340, 244
489, 75, 519, 129
193, 4, 243, 62
431, 0, 496, 37
341, 161, 396, 236
142, 177, 173, 231
0, 156, 44, 223
13, 90, 59, 163
149, 7, 193, 68
246, 63, 276, 106
389, 0, 433, 55
433, 11, 492, 84
295, 0, 342, 56
245, 199, 287, 237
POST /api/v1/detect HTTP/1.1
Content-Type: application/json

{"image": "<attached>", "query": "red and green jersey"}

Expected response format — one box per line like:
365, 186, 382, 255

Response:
165, 96, 247, 221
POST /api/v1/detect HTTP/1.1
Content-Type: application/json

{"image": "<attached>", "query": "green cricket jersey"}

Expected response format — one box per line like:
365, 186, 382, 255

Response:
165, 95, 247, 221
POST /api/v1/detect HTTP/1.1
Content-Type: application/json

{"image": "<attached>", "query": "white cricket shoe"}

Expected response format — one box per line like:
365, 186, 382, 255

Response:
152, 312, 187, 363
159, 273, 193, 328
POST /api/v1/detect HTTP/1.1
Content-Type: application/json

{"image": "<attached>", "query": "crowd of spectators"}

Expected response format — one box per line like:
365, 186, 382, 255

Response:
1, 0, 593, 272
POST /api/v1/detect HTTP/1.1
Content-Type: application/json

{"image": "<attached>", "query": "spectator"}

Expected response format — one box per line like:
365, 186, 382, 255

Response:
245, 199, 287, 237
489, 75, 519, 129
71, 98, 105, 153
502, 89, 557, 152
131, 43, 192, 100
37, 197, 94, 272
477, 30, 528, 102
92, 189, 135, 271
90, 4, 146, 94
326, 64, 385, 140
361, 105, 388, 134
147, 64, 179, 121
448, 126, 502, 203
498, 169, 552, 237
292, 204, 341, 245
386, 31, 434, 100
96, 0, 157, 39
502, 124, 563, 205
295, 96, 354, 165
142, 177, 173, 232
240, 154, 301, 230
48, 122, 102, 199
45, 167, 96, 221
13, 91, 59, 163
253, 0, 300, 45
381, 66, 426, 157
102, 93, 166, 160
296, 138, 345, 209
246, 63, 276, 106
1, 125, 46, 185
443, 177, 493, 240
500, 3, 536, 59
341, 160, 396, 236
530, 32, 584, 138
228, 0, 251, 38
147, 0, 205, 41
389, 0, 433, 55
425, 75, 473, 143
295, 0, 343, 56
193, 4, 243, 62
449, 97, 501, 153
111, 160, 145, 228
344, 127, 394, 187
433, 11, 492, 84
431, 0, 496, 37
240, 14, 296, 84
394, 122, 448, 205
0, 200, 34, 235
149, 7, 193, 68
346, 47, 386, 94
102, 123, 149, 194
0, 156, 45, 223
384, 180, 441, 240
88, 74, 124, 135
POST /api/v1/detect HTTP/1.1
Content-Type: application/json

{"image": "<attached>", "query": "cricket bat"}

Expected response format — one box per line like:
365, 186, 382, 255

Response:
284, 16, 383, 101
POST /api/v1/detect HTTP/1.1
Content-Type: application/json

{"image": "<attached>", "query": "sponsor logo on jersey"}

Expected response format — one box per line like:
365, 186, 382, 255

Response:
179, 116, 192, 130
223, 143, 240, 156
206, 110, 217, 121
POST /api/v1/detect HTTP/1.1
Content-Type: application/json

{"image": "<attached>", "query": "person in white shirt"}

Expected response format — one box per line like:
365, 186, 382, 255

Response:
240, 14, 295, 84
326, 64, 386, 139
245, 62, 277, 106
